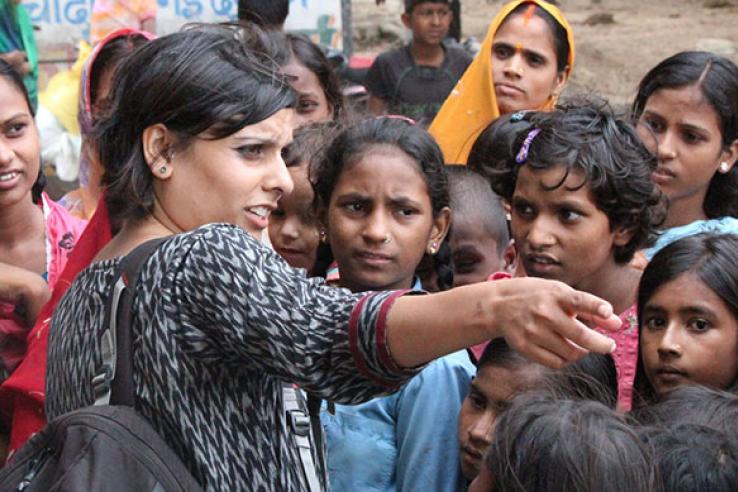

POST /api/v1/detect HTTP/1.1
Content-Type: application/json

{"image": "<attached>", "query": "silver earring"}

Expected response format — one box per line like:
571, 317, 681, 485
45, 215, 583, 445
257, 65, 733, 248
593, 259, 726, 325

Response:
719, 161, 730, 173
159, 166, 167, 174
319, 229, 327, 243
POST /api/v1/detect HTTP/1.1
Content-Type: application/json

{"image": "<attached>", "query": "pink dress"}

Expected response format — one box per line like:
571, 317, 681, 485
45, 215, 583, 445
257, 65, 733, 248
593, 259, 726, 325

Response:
595, 304, 638, 411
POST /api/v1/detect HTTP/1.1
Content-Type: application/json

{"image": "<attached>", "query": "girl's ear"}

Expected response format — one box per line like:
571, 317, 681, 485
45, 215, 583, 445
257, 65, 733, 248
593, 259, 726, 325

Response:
428, 207, 452, 254
718, 138, 738, 173
502, 239, 518, 274
142, 123, 175, 180
316, 203, 329, 243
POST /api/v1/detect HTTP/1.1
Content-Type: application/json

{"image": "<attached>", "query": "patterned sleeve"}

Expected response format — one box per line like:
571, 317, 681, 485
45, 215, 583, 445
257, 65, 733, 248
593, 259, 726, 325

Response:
167, 224, 424, 404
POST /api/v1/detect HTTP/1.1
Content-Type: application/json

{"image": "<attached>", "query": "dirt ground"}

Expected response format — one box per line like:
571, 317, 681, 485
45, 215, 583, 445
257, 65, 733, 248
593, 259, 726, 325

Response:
350, 0, 738, 108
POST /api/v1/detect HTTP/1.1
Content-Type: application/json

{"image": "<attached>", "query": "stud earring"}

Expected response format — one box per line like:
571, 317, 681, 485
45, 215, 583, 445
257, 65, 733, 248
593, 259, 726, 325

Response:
159, 166, 167, 174
319, 229, 327, 243
428, 241, 439, 255
719, 161, 730, 173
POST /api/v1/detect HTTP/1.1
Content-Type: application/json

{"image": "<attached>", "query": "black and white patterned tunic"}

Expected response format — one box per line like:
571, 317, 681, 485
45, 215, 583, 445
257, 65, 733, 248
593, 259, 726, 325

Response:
46, 224, 421, 491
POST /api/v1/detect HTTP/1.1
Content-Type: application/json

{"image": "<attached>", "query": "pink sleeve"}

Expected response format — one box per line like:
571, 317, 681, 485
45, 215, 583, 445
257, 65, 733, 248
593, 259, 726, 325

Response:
41, 194, 88, 290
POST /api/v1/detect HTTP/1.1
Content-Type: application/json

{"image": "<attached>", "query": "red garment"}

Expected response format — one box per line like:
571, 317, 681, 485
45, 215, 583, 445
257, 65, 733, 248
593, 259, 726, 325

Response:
0, 194, 87, 374
0, 196, 110, 459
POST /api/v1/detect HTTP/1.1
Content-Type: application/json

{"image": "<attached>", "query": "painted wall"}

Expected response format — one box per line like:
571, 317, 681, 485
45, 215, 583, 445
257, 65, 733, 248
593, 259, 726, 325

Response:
25, 0, 346, 84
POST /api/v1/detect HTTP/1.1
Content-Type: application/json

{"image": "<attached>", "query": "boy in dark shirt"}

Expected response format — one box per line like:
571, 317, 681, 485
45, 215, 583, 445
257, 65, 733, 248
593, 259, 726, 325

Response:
366, 0, 472, 124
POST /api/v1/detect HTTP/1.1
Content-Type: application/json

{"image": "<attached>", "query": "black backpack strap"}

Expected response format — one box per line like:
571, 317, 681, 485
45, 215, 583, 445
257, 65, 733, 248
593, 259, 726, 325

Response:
93, 238, 168, 407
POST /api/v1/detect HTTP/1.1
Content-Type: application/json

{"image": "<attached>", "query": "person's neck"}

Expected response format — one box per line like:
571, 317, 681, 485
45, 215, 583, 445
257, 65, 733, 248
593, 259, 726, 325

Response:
663, 194, 709, 229
575, 260, 641, 317
0, 195, 43, 249
409, 40, 445, 67
95, 205, 181, 261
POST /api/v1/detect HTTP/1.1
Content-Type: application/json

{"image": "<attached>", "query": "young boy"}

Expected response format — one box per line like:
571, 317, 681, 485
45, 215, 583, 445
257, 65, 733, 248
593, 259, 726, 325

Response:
366, 0, 472, 123
447, 166, 515, 287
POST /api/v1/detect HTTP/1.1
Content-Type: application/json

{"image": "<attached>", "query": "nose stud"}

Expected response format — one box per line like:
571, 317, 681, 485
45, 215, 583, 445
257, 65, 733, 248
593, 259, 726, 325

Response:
383, 235, 392, 244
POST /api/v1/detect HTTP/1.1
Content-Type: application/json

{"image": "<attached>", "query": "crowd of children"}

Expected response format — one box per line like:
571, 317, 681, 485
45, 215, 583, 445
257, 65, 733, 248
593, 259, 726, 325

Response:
0, 0, 736, 490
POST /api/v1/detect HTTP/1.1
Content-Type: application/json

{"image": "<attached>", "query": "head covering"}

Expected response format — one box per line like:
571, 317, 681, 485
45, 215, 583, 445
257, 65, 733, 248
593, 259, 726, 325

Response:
78, 28, 155, 188
428, 0, 575, 164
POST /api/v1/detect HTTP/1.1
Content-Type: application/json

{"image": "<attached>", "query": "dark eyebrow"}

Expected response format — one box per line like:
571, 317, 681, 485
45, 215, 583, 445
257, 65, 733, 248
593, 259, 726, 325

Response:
492, 41, 548, 61
335, 191, 370, 202
388, 196, 423, 209
678, 305, 717, 318
2, 113, 30, 124
677, 122, 711, 136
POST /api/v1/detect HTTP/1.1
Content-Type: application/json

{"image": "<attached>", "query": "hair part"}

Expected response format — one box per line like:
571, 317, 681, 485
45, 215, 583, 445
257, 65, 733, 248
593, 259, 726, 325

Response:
632, 51, 738, 219
311, 117, 453, 290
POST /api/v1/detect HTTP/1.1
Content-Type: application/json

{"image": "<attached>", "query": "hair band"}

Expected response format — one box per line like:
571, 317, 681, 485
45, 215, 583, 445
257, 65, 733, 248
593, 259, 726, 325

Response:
515, 128, 541, 164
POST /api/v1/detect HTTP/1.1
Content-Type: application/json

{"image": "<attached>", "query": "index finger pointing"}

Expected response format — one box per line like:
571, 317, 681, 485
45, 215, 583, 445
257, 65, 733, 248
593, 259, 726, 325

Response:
562, 289, 622, 332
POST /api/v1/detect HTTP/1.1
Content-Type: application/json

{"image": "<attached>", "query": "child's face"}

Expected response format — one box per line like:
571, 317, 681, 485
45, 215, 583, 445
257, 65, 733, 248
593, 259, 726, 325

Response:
281, 57, 333, 128
451, 214, 513, 287
510, 165, 630, 292
401, 2, 453, 47
457, 363, 542, 481
269, 165, 320, 271
636, 85, 738, 224
326, 145, 449, 292
492, 13, 567, 115
640, 272, 738, 397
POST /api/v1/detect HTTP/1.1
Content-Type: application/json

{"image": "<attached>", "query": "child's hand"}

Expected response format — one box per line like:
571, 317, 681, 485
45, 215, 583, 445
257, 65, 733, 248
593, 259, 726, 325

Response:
0, 262, 50, 327
484, 278, 620, 369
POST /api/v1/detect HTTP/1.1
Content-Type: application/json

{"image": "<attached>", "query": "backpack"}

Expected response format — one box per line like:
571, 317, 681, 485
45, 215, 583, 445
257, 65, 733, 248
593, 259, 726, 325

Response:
0, 238, 204, 491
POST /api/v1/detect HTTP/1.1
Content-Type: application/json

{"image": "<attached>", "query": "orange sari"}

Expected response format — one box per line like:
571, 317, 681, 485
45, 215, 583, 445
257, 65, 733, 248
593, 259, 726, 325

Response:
429, 0, 575, 164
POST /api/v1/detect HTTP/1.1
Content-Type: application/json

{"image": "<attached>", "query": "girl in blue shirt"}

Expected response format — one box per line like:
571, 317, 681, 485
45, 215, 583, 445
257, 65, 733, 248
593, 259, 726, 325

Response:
312, 117, 473, 491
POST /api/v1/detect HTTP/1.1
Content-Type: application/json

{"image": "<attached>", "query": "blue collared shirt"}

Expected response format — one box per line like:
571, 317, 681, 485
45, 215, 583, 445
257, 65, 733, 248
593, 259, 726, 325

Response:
322, 280, 475, 492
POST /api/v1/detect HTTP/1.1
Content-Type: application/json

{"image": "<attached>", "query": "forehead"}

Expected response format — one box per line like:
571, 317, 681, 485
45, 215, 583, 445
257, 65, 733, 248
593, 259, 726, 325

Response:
647, 272, 730, 312
231, 108, 294, 145
644, 85, 722, 131
515, 165, 593, 198
0, 77, 31, 116
475, 364, 543, 399
337, 145, 430, 195
452, 213, 503, 247
282, 57, 323, 94
494, 12, 556, 56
